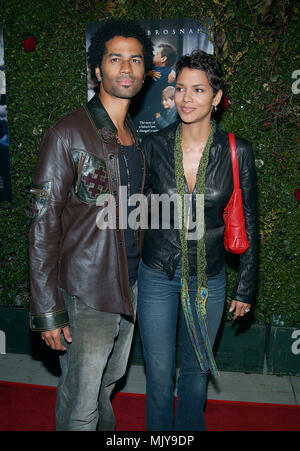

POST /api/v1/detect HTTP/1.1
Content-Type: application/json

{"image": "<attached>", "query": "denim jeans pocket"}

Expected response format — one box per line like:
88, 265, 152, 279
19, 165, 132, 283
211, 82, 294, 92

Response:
140, 260, 164, 276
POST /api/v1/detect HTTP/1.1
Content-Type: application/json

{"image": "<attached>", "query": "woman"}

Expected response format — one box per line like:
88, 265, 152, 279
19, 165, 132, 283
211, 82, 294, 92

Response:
137, 50, 258, 431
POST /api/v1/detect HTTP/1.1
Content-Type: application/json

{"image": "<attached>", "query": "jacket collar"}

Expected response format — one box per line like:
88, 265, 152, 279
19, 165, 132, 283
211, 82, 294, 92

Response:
85, 94, 139, 146
85, 94, 117, 143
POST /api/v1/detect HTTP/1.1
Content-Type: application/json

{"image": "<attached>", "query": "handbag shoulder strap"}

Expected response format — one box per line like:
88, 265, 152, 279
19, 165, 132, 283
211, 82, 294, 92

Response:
228, 132, 240, 189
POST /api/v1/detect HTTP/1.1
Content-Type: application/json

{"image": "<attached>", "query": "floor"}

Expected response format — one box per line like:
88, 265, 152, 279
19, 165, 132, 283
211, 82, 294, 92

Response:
0, 352, 299, 406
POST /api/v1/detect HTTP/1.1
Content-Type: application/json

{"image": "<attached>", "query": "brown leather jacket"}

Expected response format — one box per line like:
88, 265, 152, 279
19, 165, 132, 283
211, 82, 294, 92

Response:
28, 94, 145, 332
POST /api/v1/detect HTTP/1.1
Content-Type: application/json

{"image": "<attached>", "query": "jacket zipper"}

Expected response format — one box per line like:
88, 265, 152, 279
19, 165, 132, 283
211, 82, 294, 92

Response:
75, 152, 87, 193
30, 188, 49, 196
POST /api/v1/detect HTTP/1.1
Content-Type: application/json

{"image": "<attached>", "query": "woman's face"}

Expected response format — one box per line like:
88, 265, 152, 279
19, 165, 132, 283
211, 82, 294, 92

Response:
174, 67, 222, 124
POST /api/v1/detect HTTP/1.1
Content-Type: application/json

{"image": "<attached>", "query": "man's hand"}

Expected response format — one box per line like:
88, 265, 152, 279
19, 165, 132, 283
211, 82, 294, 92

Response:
229, 300, 251, 320
41, 326, 72, 351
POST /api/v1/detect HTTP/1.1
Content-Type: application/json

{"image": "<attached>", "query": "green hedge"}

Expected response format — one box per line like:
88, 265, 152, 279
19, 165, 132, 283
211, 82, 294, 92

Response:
0, 0, 299, 324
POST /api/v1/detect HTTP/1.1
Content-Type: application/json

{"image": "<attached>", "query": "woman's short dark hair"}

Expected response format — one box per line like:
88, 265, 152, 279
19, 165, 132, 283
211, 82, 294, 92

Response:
175, 50, 223, 94
87, 20, 153, 78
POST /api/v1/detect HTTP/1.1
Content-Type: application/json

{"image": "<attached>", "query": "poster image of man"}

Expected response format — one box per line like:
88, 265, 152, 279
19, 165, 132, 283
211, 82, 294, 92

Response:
145, 42, 177, 119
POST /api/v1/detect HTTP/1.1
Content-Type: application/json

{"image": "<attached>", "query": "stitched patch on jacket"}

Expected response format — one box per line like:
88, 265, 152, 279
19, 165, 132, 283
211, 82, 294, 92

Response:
82, 166, 109, 198
28, 181, 52, 226
72, 150, 109, 203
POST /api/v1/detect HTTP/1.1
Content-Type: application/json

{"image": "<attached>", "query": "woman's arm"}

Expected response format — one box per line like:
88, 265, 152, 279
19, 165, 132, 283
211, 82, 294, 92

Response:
231, 139, 259, 306
141, 135, 153, 193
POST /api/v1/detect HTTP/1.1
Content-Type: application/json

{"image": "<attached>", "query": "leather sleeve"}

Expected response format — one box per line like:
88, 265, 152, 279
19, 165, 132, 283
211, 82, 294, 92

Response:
28, 127, 74, 331
142, 135, 153, 193
231, 140, 258, 304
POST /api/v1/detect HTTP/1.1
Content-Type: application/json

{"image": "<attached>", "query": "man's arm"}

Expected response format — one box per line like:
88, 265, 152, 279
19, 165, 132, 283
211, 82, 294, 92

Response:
29, 127, 74, 345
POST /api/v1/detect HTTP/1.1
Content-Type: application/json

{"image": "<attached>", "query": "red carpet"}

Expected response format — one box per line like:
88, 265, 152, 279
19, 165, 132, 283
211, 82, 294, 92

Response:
0, 381, 299, 431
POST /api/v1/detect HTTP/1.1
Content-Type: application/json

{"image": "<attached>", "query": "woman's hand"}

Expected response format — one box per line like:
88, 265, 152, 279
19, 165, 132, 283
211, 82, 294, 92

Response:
229, 300, 251, 320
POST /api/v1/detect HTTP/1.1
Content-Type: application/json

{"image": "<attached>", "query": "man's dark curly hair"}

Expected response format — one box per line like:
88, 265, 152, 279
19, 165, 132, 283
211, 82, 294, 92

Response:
87, 20, 153, 79
175, 50, 223, 95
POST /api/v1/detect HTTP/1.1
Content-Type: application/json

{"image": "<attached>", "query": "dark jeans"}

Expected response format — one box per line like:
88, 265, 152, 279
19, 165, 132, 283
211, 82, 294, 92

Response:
55, 283, 137, 431
137, 261, 226, 431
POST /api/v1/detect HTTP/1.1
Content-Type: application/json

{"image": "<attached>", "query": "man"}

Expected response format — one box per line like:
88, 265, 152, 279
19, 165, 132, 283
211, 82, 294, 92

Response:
28, 20, 153, 431
135, 42, 177, 124
153, 43, 177, 76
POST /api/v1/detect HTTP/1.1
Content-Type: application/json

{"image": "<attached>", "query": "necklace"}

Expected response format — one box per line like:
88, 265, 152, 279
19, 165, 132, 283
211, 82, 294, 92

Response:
118, 143, 134, 199
117, 127, 134, 199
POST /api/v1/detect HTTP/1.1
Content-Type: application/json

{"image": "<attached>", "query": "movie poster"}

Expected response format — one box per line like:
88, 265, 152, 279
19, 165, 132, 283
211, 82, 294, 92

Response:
0, 23, 12, 202
86, 17, 213, 137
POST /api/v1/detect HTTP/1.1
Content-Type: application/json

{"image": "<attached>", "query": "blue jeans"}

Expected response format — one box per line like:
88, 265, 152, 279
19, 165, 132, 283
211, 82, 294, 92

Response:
55, 283, 137, 431
137, 261, 226, 431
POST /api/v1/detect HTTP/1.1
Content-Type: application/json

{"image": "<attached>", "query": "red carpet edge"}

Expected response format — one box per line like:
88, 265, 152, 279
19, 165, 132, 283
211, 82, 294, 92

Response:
1, 380, 299, 431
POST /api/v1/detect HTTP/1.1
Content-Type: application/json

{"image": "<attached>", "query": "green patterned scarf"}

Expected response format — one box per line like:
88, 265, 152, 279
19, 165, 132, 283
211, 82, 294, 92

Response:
174, 122, 218, 377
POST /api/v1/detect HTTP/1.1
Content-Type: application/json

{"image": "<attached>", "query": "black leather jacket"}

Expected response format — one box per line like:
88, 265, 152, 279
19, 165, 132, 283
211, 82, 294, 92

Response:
141, 120, 258, 304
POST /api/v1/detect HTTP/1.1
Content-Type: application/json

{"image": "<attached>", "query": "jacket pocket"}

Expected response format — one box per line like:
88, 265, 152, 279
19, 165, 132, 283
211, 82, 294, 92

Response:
72, 150, 110, 204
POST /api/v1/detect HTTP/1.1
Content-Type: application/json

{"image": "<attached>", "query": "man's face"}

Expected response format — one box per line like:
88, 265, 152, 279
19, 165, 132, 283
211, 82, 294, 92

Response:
96, 36, 145, 101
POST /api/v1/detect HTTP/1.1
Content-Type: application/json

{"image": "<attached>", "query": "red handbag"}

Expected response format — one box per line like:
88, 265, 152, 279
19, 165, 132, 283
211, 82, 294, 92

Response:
223, 133, 249, 254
